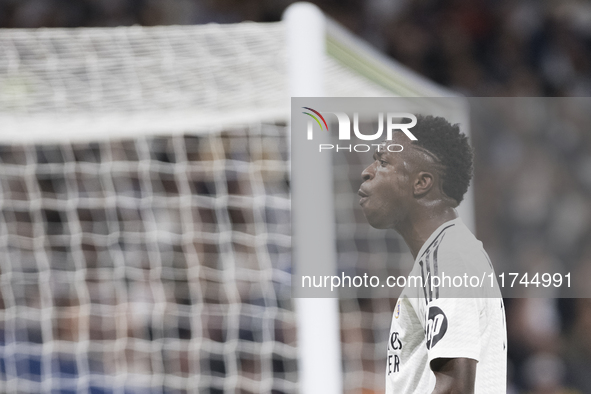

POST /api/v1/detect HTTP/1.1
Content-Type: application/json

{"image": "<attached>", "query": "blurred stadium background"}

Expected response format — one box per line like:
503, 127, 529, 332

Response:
1, 1, 591, 393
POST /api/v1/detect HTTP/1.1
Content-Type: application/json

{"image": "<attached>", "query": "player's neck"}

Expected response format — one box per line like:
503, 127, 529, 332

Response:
395, 206, 458, 260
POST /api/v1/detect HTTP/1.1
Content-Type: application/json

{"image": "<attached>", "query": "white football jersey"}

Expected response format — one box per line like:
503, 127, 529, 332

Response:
386, 217, 507, 393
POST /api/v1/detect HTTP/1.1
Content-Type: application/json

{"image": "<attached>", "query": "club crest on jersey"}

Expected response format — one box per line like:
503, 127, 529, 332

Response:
394, 301, 401, 319
425, 306, 448, 349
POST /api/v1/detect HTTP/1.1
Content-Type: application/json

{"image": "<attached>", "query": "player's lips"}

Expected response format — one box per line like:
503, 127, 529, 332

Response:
358, 189, 369, 206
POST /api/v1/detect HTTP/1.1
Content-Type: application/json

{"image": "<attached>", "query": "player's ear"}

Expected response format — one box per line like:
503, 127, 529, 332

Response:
413, 171, 435, 197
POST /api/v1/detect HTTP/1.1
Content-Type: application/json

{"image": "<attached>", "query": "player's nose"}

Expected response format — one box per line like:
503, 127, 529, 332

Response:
361, 163, 374, 181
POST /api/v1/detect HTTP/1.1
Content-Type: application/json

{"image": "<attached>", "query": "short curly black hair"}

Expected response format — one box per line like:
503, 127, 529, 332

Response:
409, 115, 473, 205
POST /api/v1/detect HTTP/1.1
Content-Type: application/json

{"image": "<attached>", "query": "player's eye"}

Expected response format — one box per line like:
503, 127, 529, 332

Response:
379, 159, 387, 167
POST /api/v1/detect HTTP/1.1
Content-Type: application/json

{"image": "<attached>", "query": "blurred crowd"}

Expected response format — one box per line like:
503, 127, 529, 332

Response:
472, 98, 591, 394
2, 0, 591, 393
3, 0, 591, 97
365, 0, 591, 97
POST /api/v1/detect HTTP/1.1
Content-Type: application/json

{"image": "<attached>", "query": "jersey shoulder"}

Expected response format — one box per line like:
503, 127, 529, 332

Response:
436, 221, 493, 274
418, 220, 498, 299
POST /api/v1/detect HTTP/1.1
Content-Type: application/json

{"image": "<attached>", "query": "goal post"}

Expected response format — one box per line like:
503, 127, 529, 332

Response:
285, 4, 342, 394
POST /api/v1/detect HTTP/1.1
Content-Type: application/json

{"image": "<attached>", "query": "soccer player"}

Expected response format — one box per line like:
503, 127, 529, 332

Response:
358, 116, 506, 393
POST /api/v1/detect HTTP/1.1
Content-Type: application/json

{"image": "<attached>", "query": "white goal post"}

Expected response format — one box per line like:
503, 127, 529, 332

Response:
0, 2, 470, 393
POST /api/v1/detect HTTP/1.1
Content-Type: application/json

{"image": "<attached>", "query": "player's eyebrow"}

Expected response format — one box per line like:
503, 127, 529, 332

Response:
372, 149, 384, 161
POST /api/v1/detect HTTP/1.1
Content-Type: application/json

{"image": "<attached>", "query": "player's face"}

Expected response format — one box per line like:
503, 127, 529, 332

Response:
358, 135, 413, 229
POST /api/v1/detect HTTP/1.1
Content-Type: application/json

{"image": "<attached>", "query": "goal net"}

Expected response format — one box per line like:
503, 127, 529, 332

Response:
0, 7, 461, 394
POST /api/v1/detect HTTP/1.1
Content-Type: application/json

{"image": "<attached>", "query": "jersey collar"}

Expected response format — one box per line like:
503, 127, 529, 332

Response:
415, 217, 463, 262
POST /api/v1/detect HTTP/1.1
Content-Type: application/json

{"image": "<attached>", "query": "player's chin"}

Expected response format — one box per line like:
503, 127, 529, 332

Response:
362, 211, 390, 229
369, 221, 391, 230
